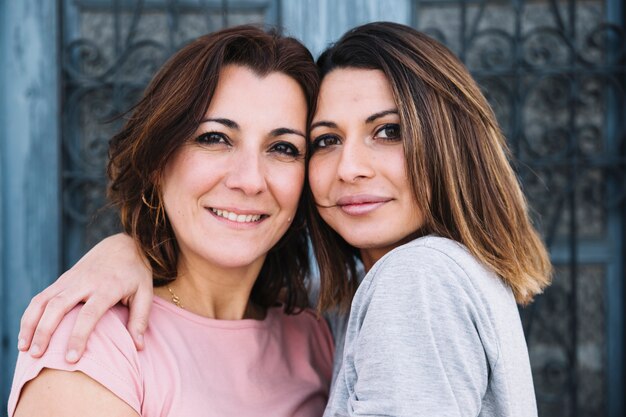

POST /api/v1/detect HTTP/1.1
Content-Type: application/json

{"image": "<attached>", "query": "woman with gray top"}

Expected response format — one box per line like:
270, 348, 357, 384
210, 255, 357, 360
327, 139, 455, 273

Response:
308, 22, 552, 416
18, 22, 551, 416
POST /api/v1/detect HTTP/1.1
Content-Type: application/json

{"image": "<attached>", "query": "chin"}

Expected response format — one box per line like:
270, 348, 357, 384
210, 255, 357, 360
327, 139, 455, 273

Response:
190, 248, 268, 270
342, 236, 384, 250
346, 232, 412, 252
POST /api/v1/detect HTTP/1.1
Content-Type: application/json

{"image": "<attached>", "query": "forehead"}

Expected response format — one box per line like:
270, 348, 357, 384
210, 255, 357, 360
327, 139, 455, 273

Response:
206, 65, 307, 121
314, 68, 395, 119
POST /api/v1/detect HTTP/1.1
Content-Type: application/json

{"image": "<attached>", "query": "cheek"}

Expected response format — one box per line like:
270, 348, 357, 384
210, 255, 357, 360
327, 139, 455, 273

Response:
162, 164, 213, 201
385, 148, 423, 224
386, 147, 410, 187
270, 163, 305, 212
160, 162, 183, 213
160, 151, 223, 213
307, 156, 333, 201
160, 171, 192, 229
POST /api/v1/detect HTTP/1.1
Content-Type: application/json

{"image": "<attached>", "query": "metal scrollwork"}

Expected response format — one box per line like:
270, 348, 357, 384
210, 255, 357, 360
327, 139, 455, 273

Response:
522, 28, 571, 68
469, 29, 516, 70
62, 0, 270, 265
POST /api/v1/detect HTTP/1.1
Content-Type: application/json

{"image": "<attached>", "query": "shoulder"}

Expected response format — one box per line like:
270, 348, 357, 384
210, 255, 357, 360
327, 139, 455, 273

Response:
12, 368, 140, 417
356, 236, 513, 321
9, 304, 142, 416
365, 236, 482, 293
43, 304, 131, 355
39, 304, 136, 369
369, 236, 507, 294
377, 236, 481, 274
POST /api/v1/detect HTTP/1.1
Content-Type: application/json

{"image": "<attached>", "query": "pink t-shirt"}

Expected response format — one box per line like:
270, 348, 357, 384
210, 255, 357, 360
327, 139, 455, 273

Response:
8, 297, 334, 417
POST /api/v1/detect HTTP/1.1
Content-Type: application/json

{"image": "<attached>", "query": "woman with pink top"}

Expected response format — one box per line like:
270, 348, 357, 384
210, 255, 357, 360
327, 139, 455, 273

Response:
8, 25, 333, 417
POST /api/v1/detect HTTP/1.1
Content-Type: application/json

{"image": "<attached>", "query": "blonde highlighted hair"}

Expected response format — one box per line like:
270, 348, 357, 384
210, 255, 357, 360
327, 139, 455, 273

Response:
309, 22, 552, 311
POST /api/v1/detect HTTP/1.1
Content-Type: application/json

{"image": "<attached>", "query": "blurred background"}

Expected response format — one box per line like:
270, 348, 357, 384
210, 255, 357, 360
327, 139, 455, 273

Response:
0, 0, 624, 416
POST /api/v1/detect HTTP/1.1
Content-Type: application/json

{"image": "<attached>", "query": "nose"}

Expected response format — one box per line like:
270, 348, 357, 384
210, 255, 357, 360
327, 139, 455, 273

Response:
336, 138, 375, 183
224, 147, 267, 195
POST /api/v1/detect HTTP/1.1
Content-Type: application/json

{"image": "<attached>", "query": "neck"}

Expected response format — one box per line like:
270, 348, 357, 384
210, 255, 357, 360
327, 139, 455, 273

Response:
360, 233, 421, 272
155, 252, 266, 320
360, 249, 385, 272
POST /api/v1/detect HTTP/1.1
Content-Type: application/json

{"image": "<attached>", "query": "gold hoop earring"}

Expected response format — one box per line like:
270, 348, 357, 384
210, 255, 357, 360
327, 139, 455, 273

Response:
155, 199, 165, 229
142, 189, 166, 228
141, 193, 158, 210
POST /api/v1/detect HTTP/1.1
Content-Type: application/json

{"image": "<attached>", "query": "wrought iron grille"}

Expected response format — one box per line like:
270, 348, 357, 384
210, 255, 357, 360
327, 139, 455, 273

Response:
61, 0, 279, 266
411, 0, 625, 416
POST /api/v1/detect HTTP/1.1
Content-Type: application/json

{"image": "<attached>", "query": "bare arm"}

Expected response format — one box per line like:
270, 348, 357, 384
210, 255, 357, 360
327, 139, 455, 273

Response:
18, 233, 153, 362
13, 369, 140, 417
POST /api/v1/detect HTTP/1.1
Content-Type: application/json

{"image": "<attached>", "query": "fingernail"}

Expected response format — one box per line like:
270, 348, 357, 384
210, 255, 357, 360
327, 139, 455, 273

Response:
29, 344, 41, 357
66, 350, 79, 363
136, 333, 144, 346
17, 338, 27, 350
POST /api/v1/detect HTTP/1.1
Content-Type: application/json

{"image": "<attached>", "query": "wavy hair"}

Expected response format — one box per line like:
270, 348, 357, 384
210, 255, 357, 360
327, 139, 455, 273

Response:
107, 25, 319, 313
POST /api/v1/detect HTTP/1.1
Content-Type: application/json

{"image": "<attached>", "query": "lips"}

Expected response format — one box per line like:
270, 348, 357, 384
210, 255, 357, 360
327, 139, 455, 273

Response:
208, 207, 267, 224
335, 194, 392, 216
336, 195, 391, 206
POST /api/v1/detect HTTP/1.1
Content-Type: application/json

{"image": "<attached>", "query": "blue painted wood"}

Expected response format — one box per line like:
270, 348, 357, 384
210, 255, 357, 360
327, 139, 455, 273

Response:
606, 1, 624, 416
0, 0, 6, 413
0, 0, 61, 411
281, 0, 411, 58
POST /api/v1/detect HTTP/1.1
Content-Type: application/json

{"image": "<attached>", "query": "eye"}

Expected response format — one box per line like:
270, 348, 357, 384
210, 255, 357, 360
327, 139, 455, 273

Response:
311, 134, 341, 151
270, 141, 301, 157
374, 124, 401, 141
195, 132, 230, 146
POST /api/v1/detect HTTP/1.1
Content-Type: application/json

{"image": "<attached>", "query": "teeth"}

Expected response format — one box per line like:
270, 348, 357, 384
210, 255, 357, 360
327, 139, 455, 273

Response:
211, 208, 262, 223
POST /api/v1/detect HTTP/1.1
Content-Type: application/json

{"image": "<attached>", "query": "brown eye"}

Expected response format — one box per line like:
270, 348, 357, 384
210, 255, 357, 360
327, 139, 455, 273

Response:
311, 134, 340, 151
270, 141, 300, 157
375, 124, 401, 141
196, 132, 230, 145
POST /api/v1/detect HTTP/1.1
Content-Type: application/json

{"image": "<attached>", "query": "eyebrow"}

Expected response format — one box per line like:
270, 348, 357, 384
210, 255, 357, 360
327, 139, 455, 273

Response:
200, 118, 239, 129
310, 109, 399, 130
309, 121, 338, 130
365, 109, 399, 124
271, 127, 306, 139
201, 118, 305, 138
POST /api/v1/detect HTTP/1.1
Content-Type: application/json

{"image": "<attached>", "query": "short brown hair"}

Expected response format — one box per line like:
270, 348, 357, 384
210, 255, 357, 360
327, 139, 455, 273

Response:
310, 22, 552, 311
107, 25, 319, 313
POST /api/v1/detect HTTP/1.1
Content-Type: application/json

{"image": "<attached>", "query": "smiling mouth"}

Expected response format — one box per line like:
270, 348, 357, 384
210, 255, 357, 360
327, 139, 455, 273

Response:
209, 208, 266, 223
334, 195, 393, 216
337, 201, 388, 215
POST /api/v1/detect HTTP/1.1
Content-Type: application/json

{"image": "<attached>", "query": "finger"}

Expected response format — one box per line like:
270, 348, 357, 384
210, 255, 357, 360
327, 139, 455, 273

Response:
29, 289, 88, 358
18, 269, 81, 351
126, 284, 154, 350
65, 293, 120, 363
18, 291, 57, 351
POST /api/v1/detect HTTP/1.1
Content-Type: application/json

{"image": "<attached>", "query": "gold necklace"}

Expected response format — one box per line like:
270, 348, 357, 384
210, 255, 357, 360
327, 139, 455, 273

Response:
166, 285, 263, 319
167, 286, 184, 309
